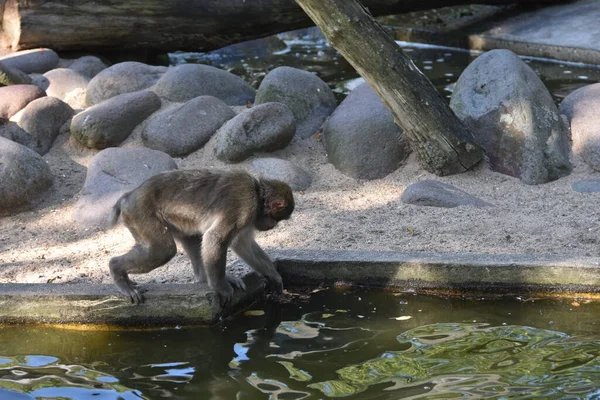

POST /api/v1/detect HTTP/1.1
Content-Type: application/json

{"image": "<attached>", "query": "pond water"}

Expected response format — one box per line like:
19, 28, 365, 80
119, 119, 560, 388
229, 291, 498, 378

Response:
2, 288, 600, 399
170, 30, 600, 106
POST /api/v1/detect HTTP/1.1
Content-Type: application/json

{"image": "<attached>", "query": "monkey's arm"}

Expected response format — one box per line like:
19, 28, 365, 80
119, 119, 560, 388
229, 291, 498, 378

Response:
202, 225, 235, 307
232, 233, 283, 294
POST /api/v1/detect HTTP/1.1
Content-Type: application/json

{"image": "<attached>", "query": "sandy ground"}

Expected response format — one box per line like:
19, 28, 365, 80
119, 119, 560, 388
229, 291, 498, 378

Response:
1, 116, 599, 286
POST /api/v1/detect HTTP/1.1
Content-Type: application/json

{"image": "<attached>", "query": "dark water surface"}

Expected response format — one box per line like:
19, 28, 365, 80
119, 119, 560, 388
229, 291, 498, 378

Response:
2, 288, 600, 399
170, 32, 600, 106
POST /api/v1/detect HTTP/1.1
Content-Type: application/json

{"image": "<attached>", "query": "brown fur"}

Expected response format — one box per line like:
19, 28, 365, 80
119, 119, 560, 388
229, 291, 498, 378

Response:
109, 169, 294, 306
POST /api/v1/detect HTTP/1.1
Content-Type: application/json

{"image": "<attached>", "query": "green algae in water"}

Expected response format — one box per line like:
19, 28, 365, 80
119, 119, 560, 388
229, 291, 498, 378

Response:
2, 290, 600, 399
310, 323, 600, 398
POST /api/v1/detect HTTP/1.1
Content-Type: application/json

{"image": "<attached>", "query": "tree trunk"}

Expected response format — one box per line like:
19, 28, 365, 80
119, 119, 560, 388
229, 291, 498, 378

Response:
0, 0, 569, 53
296, 0, 484, 175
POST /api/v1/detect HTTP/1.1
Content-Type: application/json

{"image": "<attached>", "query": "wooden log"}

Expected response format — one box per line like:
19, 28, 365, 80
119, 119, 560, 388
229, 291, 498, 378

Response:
295, 0, 484, 176
0, 0, 569, 53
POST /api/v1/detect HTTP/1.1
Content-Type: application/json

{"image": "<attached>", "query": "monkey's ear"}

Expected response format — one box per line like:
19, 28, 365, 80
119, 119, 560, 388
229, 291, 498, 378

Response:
270, 199, 287, 212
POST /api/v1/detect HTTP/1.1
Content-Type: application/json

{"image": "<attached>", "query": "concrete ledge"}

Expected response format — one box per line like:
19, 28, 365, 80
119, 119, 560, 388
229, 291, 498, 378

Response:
0, 269, 267, 327
272, 250, 600, 296
1, 250, 599, 326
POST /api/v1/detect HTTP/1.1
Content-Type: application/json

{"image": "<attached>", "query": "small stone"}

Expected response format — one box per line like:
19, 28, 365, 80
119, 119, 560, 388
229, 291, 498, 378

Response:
401, 180, 492, 208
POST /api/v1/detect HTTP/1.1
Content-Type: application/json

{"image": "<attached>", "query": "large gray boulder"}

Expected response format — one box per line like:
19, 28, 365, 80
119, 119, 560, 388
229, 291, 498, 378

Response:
86, 62, 167, 106
214, 102, 295, 162
0, 136, 53, 215
323, 82, 410, 180
401, 180, 492, 208
450, 49, 571, 185
73, 147, 177, 228
153, 63, 256, 105
249, 157, 312, 191
0, 48, 59, 74
0, 61, 32, 86
0, 84, 46, 119
42, 68, 90, 109
559, 83, 600, 171
71, 90, 161, 149
142, 95, 235, 157
12, 96, 73, 155
255, 66, 337, 138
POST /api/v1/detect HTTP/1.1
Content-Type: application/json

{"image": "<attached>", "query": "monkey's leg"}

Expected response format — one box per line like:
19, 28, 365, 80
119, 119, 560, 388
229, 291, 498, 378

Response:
177, 235, 207, 283
110, 227, 177, 305
202, 228, 236, 307
178, 235, 246, 291
232, 234, 283, 295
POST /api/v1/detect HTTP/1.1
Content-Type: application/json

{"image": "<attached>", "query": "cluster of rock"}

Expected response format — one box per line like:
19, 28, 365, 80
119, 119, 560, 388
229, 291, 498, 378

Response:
1, 44, 598, 219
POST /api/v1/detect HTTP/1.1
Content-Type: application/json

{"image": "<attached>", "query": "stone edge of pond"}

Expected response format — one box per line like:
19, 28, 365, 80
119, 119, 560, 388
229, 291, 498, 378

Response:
0, 266, 267, 328
272, 249, 600, 297
1, 250, 599, 327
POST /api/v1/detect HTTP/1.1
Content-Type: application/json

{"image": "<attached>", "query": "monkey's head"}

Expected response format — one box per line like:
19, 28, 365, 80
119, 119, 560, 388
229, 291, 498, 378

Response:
255, 179, 295, 231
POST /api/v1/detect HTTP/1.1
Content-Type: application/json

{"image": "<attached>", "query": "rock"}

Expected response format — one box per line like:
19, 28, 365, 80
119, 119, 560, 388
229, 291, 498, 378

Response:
248, 157, 312, 191
11, 97, 73, 155
323, 82, 410, 180
214, 102, 295, 162
73, 147, 177, 227
0, 84, 46, 119
559, 83, 600, 171
450, 49, 571, 185
0, 120, 35, 149
0, 136, 52, 215
86, 62, 167, 106
71, 90, 161, 149
401, 180, 492, 208
142, 95, 235, 157
0, 48, 59, 74
153, 63, 255, 105
67, 56, 108, 79
255, 66, 337, 138
572, 179, 600, 193
43, 68, 90, 109
0, 61, 32, 86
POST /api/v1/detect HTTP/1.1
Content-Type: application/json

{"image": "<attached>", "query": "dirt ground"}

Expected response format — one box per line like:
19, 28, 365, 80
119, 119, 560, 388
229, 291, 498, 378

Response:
1, 120, 599, 286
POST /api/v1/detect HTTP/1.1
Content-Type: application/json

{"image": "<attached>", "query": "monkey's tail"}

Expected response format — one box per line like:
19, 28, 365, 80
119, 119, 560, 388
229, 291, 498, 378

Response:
109, 195, 124, 227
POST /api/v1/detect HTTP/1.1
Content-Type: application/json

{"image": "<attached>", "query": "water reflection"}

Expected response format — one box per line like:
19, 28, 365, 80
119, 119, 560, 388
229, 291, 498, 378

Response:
2, 290, 600, 399
0, 355, 144, 399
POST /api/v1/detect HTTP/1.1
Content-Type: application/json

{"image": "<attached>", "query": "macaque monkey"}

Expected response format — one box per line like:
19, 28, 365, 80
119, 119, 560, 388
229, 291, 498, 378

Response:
108, 169, 294, 307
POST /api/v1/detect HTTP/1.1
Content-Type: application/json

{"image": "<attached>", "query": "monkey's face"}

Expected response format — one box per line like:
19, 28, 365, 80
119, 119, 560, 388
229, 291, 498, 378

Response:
256, 180, 294, 231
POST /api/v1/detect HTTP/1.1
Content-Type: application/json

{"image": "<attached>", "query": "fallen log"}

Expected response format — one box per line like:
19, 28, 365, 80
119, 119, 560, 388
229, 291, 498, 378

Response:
0, 0, 570, 53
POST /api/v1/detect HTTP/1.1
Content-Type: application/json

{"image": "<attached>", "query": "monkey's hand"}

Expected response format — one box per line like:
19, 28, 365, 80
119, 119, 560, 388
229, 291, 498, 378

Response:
266, 273, 284, 295
226, 274, 247, 291
215, 281, 234, 308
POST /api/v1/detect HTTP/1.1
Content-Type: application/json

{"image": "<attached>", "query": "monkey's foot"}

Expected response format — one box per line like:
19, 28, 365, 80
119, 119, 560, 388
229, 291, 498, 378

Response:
114, 280, 145, 305
226, 274, 247, 291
